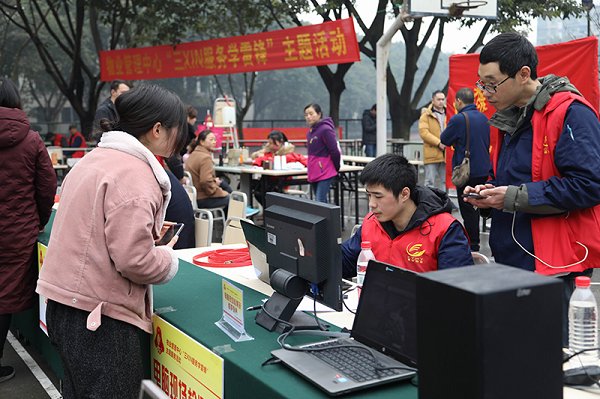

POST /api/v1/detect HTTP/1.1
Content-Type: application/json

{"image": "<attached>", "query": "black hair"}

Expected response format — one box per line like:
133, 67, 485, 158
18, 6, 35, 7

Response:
370, 104, 376, 111
189, 129, 214, 151
267, 130, 288, 143
101, 84, 187, 156
186, 105, 198, 119
0, 77, 22, 109
360, 154, 417, 201
68, 124, 77, 130
110, 80, 130, 92
480, 32, 538, 80
455, 88, 474, 104
304, 103, 322, 116
432, 90, 445, 98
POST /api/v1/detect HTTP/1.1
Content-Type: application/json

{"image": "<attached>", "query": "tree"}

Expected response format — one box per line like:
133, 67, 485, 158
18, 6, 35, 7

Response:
345, 0, 584, 138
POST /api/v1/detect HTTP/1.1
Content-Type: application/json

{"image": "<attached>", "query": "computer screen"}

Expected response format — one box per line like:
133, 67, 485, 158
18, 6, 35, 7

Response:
255, 192, 342, 332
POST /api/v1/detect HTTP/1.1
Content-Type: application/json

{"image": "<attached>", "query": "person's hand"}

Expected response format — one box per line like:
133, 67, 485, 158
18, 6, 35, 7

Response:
165, 234, 179, 248
438, 143, 446, 151
463, 184, 507, 210
155, 221, 175, 244
215, 177, 222, 185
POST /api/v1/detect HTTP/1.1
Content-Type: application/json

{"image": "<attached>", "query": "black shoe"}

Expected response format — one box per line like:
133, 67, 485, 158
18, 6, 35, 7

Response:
0, 366, 15, 383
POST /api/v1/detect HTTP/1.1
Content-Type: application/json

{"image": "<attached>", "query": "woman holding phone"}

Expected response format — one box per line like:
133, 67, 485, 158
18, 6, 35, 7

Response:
37, 84, 187, 398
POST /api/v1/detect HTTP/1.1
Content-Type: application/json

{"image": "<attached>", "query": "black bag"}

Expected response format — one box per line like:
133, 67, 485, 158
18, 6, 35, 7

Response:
451, 112, 470, 187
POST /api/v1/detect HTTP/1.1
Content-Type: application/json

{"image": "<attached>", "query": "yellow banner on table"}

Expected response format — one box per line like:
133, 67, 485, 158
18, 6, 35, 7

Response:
37, 242, 48, 335
151, 314, 224, 399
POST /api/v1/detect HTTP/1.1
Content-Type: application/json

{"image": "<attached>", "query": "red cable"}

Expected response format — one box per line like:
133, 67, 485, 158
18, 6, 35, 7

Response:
192, 248, 252, 268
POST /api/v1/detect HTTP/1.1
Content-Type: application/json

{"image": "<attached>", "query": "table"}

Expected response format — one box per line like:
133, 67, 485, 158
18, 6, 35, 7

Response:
161, 247, 600, 399
215, 164, 364, 226
387, 139, 423, 156
18, 213, 598, 399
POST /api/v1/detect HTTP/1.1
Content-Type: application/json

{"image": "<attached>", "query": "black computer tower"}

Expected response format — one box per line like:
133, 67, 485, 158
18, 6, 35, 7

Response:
416, 263, 563, 399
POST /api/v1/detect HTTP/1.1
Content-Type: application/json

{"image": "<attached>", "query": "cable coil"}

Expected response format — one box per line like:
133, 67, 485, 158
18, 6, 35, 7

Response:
192, 248, 252, 268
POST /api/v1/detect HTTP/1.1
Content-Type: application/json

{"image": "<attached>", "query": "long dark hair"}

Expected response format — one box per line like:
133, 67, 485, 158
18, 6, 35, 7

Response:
0, 77, 22, 109
100, 84, 187, 156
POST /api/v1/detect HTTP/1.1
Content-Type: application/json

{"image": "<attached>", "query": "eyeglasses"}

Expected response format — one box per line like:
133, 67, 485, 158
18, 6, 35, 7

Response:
475, 76, 511, 93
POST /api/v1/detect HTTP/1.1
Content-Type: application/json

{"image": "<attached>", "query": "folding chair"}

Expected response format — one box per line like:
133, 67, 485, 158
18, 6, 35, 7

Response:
194, 209, 213, 247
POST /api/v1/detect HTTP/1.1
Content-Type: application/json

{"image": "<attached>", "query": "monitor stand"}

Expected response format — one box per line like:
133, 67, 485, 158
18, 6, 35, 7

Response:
255, 292, 327, 333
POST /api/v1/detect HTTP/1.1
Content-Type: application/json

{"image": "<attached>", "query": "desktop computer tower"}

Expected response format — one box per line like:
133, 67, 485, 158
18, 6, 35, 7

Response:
416, 263, 563, 399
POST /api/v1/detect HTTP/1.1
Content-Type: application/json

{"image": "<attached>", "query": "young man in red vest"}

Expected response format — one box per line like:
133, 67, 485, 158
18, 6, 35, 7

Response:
341, 154, 473, 279
464, 32, 600, 346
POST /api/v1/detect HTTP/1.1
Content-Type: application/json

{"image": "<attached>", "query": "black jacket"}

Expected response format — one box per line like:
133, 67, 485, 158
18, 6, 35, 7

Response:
361, 109, 376, 144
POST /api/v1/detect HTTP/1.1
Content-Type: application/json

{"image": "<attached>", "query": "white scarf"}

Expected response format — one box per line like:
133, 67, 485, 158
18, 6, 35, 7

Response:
98, 131, 171, 220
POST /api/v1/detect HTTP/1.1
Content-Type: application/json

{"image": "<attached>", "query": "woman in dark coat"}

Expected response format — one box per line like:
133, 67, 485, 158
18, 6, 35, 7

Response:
0, 77, 56, 383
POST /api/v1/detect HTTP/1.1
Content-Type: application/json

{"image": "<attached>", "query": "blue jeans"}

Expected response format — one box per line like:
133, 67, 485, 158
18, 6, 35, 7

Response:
311, 178, 334, 203
364, 143, 376, 157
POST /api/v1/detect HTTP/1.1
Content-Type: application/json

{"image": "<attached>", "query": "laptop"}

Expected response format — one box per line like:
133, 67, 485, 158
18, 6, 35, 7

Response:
239, 219, 270, 283
271, 260, 418, 396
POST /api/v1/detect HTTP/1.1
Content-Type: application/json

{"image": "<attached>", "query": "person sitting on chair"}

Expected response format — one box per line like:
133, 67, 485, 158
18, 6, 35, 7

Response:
341, 154, 473, 279
251, 130, 307, 206
185, 129, 232, 213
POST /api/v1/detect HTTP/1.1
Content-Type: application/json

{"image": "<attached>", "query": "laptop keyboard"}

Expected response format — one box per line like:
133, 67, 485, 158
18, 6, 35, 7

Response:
307, 340, 403, 383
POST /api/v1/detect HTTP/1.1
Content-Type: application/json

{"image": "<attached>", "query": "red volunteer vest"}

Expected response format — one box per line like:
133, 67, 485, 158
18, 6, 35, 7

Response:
492, 92, 600, 275
361, 212, 456, 273
68, 131, 87, 158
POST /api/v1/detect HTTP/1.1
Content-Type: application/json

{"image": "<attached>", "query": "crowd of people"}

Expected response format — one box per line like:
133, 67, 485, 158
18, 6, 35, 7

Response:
2, 31, 600, 398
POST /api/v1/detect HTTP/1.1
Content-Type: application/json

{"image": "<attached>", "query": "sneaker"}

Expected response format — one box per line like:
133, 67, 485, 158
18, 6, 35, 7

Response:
0, 366, 15, 383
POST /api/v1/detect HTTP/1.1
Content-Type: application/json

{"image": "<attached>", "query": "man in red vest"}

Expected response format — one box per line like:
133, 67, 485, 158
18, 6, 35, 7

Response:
341, 154, 473, 279
464, 33, 600, 346
68, 125, 87, 158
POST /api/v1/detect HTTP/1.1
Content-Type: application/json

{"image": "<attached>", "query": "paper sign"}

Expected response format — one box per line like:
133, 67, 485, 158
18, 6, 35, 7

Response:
151, 314, 224, 399
215, 279, 253, 342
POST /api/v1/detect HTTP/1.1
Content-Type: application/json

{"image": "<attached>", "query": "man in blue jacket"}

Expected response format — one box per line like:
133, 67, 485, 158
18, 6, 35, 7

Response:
342, 154, 473, 279
441, 88, 491, 251
464, 33, 600, 345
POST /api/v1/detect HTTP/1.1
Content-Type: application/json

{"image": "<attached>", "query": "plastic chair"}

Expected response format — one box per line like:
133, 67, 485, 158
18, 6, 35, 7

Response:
227, 191, 259, 219
183, 170, 193, 186
183, 184, 226, 226
222, 217, 252, 245
194, 209, 213, 247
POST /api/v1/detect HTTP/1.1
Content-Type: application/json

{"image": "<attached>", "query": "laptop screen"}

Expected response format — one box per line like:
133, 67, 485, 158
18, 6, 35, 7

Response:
351, 260, 418, 367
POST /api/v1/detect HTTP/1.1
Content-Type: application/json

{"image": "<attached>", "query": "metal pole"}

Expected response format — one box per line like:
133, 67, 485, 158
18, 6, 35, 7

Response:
375, 8, 409, 157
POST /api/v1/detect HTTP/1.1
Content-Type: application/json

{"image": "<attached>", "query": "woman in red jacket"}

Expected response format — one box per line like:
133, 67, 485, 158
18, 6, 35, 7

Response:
0, 78, 56, 383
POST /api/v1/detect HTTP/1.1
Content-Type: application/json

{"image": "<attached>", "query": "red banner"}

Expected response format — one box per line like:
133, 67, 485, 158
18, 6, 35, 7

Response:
100, 19, 360, 81
446, 35, 599, 186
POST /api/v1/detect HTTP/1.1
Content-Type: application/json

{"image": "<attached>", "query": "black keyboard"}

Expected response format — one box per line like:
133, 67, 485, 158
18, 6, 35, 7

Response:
308, 340, 402, 383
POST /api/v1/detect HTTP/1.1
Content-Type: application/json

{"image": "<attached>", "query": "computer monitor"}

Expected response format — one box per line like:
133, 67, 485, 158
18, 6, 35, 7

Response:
255, 192, 342, 333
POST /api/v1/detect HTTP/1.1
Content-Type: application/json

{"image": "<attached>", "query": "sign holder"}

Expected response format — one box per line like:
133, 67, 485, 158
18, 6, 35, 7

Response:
215, 279, 254, 342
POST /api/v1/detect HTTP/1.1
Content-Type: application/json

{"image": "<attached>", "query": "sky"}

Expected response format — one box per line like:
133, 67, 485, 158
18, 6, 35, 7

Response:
300, 1, 538, 54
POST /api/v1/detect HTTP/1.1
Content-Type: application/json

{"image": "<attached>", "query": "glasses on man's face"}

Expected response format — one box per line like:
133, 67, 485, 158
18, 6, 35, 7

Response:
475, 75, 511, 94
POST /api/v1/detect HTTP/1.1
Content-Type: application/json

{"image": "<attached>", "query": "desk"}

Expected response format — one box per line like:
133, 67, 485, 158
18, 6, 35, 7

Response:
20, 214, 597, 399
160, 248, 600, 399
215, 164, 364, 226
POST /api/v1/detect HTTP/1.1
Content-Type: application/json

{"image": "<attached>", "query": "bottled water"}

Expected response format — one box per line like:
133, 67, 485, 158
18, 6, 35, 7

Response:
356, 241, 375, 297
569, 276, 598, 364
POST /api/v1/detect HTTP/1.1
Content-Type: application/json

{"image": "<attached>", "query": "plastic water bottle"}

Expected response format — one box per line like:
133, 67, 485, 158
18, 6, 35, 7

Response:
569, 276, 598, 364
357, 241, 375, 297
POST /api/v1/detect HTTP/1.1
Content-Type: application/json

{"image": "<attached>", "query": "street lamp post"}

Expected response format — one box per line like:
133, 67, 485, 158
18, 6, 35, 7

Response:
583, 0, 594, 36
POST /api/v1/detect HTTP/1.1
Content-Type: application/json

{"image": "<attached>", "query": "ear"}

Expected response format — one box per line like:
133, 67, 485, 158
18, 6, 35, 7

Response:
517, 66, 532, 83
400, 187, 411, 202
152, 122, 162, 138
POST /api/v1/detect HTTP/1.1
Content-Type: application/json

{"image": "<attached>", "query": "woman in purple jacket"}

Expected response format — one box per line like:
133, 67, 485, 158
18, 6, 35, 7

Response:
0, 78, 56, 384
304, 103, 341, 203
